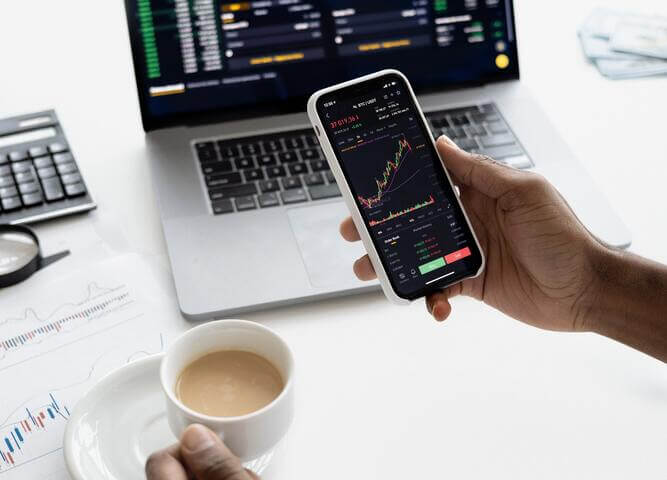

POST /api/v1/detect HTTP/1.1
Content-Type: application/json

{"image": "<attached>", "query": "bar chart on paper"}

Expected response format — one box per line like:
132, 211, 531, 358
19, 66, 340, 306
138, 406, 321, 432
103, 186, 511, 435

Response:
0, 254, 185, 479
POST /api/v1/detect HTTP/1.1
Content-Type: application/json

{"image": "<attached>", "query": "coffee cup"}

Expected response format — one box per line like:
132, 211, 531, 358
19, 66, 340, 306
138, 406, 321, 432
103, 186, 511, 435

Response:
160, 319, 294, 462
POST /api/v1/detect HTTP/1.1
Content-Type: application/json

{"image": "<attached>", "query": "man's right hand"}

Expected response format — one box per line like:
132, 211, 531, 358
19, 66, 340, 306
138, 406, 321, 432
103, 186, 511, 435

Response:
341, 135, 605, 333
146, 424, 259, 480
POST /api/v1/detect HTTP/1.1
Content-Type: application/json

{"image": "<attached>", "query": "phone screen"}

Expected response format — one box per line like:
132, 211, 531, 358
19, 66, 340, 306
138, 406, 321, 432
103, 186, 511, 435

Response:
317, 73, 483, 299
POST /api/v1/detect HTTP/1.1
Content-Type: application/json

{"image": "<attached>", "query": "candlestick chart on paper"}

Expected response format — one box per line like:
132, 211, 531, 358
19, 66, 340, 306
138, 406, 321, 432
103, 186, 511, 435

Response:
0, 255, 186, 478
0, 282, 135, 368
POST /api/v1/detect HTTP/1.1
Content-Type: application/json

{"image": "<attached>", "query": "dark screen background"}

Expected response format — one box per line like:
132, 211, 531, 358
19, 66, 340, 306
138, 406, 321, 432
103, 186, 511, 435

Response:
125, 0, 518, 130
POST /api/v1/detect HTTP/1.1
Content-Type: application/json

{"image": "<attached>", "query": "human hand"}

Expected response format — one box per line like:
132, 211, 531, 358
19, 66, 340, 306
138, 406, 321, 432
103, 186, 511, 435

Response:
146, 424, 260, 480
341, 135, 604, 332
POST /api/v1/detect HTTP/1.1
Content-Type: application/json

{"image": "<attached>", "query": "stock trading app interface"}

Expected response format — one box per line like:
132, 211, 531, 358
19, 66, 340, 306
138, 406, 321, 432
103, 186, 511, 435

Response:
128, 0, 516, 125
319, 77, 482, 298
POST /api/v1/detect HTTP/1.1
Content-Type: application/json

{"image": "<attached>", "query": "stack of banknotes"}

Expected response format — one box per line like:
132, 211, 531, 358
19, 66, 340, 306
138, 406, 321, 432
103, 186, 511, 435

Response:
579, 8, 667, 79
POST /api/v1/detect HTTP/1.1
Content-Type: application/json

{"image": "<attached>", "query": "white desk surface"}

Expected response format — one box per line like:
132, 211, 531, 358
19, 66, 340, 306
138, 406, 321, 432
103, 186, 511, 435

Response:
1, 0, 666, 478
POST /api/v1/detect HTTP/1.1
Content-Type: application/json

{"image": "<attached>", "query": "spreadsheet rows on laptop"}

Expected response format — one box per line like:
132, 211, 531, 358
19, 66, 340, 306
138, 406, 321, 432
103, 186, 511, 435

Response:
195, 103, 533, 215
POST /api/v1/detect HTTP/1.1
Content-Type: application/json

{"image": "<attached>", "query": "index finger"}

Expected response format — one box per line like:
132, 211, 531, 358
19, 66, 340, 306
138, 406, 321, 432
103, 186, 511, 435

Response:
339, 216, 360, 242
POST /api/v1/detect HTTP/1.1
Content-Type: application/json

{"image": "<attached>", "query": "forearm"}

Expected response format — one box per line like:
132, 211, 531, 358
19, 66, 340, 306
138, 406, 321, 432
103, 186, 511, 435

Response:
586, 246, 667, 362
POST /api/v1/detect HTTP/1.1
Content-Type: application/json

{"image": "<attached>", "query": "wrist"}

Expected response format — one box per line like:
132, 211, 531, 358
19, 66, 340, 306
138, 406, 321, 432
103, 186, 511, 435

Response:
574, 242, 624, 334
578, 241, 667, 361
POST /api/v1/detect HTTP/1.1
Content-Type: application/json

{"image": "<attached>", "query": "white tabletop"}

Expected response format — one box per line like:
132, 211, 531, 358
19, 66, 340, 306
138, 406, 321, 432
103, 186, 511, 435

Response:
1, 0, 666, 479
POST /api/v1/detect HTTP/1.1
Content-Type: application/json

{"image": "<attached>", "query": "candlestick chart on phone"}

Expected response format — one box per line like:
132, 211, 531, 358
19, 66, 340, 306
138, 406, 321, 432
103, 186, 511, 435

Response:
341, 129, 443, 232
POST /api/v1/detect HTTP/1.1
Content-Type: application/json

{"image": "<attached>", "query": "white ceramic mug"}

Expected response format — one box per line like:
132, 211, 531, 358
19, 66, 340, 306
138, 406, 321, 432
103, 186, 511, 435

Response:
160, 319, 295, 462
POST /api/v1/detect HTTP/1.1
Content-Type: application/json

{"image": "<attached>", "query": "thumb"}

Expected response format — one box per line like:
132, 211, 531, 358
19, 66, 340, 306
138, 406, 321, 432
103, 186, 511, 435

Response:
180, 424, 258, 480
436, 135, 520, 199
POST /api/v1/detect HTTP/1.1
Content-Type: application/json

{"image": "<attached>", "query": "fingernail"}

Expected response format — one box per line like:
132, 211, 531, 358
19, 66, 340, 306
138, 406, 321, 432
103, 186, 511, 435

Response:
182, 424, 216, 452
437, 135, 457, 148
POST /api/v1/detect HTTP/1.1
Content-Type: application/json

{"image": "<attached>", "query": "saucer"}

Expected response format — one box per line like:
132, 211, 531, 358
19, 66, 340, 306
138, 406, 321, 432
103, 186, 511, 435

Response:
64, 354, 176, 480
64, 354, 272, 479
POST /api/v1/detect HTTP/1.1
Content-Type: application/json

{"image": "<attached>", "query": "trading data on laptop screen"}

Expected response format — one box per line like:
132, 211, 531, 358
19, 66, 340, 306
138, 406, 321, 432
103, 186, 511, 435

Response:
126, 0, 517, 127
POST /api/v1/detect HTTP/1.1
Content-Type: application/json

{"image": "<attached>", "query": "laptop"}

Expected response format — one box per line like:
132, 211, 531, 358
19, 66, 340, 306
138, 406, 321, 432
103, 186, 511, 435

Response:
123, 0, 630, 320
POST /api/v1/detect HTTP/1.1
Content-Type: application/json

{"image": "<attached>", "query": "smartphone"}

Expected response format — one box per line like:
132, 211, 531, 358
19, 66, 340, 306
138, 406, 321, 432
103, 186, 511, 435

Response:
307, 69, 484, 304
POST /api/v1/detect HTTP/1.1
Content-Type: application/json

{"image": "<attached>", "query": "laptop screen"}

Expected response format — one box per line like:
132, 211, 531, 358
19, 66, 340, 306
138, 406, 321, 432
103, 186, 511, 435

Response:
125, 0, 519, 130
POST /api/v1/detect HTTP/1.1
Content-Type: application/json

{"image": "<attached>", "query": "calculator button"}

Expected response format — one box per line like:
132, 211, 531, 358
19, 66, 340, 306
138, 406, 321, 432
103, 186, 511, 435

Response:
37, 166, 57, 179
56, 162, 78, 175
0, 186, 18, 198
8, 151, 28, 162
48, 142, 68, 154
1, 196, 21, 211
42, 177, 65, 201
21, 192, 43, 206
29, 146, 49, 158
15, 171, 36, 184
60, 172, 82, 184
64, 182, 87, 197
0, 154, 7, 165
11, 161, 32, 174
0, 176, 14, 188
53, 152, 74, 164
0, 165, 10, 176
18, 182, 40, 195
33, 156, 53, 169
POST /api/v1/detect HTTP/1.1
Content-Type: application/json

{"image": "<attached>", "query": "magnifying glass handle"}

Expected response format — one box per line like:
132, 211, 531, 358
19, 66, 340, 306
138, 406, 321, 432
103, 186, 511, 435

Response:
40, 250, 70, 269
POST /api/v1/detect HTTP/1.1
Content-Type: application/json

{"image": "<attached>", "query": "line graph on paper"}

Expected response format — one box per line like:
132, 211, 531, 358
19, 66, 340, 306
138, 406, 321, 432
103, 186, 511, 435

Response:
0, 282, 137, 369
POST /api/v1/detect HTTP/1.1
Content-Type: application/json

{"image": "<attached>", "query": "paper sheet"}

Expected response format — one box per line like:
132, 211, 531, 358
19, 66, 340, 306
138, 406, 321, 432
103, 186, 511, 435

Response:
0, 254, 187, 479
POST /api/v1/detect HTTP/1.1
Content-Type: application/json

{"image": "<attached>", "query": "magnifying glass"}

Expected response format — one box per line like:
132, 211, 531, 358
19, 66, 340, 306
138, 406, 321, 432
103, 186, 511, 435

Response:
0, 224, 70, 288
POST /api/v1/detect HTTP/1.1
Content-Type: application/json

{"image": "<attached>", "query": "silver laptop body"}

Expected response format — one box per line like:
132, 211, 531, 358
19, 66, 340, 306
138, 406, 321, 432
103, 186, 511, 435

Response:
124, 1, 630, 320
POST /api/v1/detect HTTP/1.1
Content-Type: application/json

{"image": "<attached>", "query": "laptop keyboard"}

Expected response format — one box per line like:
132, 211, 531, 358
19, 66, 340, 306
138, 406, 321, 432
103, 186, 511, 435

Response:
195, 103, 531, 215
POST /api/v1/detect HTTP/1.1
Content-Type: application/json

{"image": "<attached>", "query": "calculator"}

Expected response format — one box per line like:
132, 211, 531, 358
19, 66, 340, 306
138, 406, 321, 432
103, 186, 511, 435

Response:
0, 110, 95, 224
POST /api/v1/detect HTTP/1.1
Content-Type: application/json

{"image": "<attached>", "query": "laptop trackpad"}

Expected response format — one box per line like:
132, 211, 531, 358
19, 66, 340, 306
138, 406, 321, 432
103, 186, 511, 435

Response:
287, 202, 372, 289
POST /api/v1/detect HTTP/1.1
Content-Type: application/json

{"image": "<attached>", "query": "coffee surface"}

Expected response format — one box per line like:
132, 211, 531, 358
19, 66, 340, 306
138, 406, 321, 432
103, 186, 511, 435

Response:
176, 350, 283, 417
